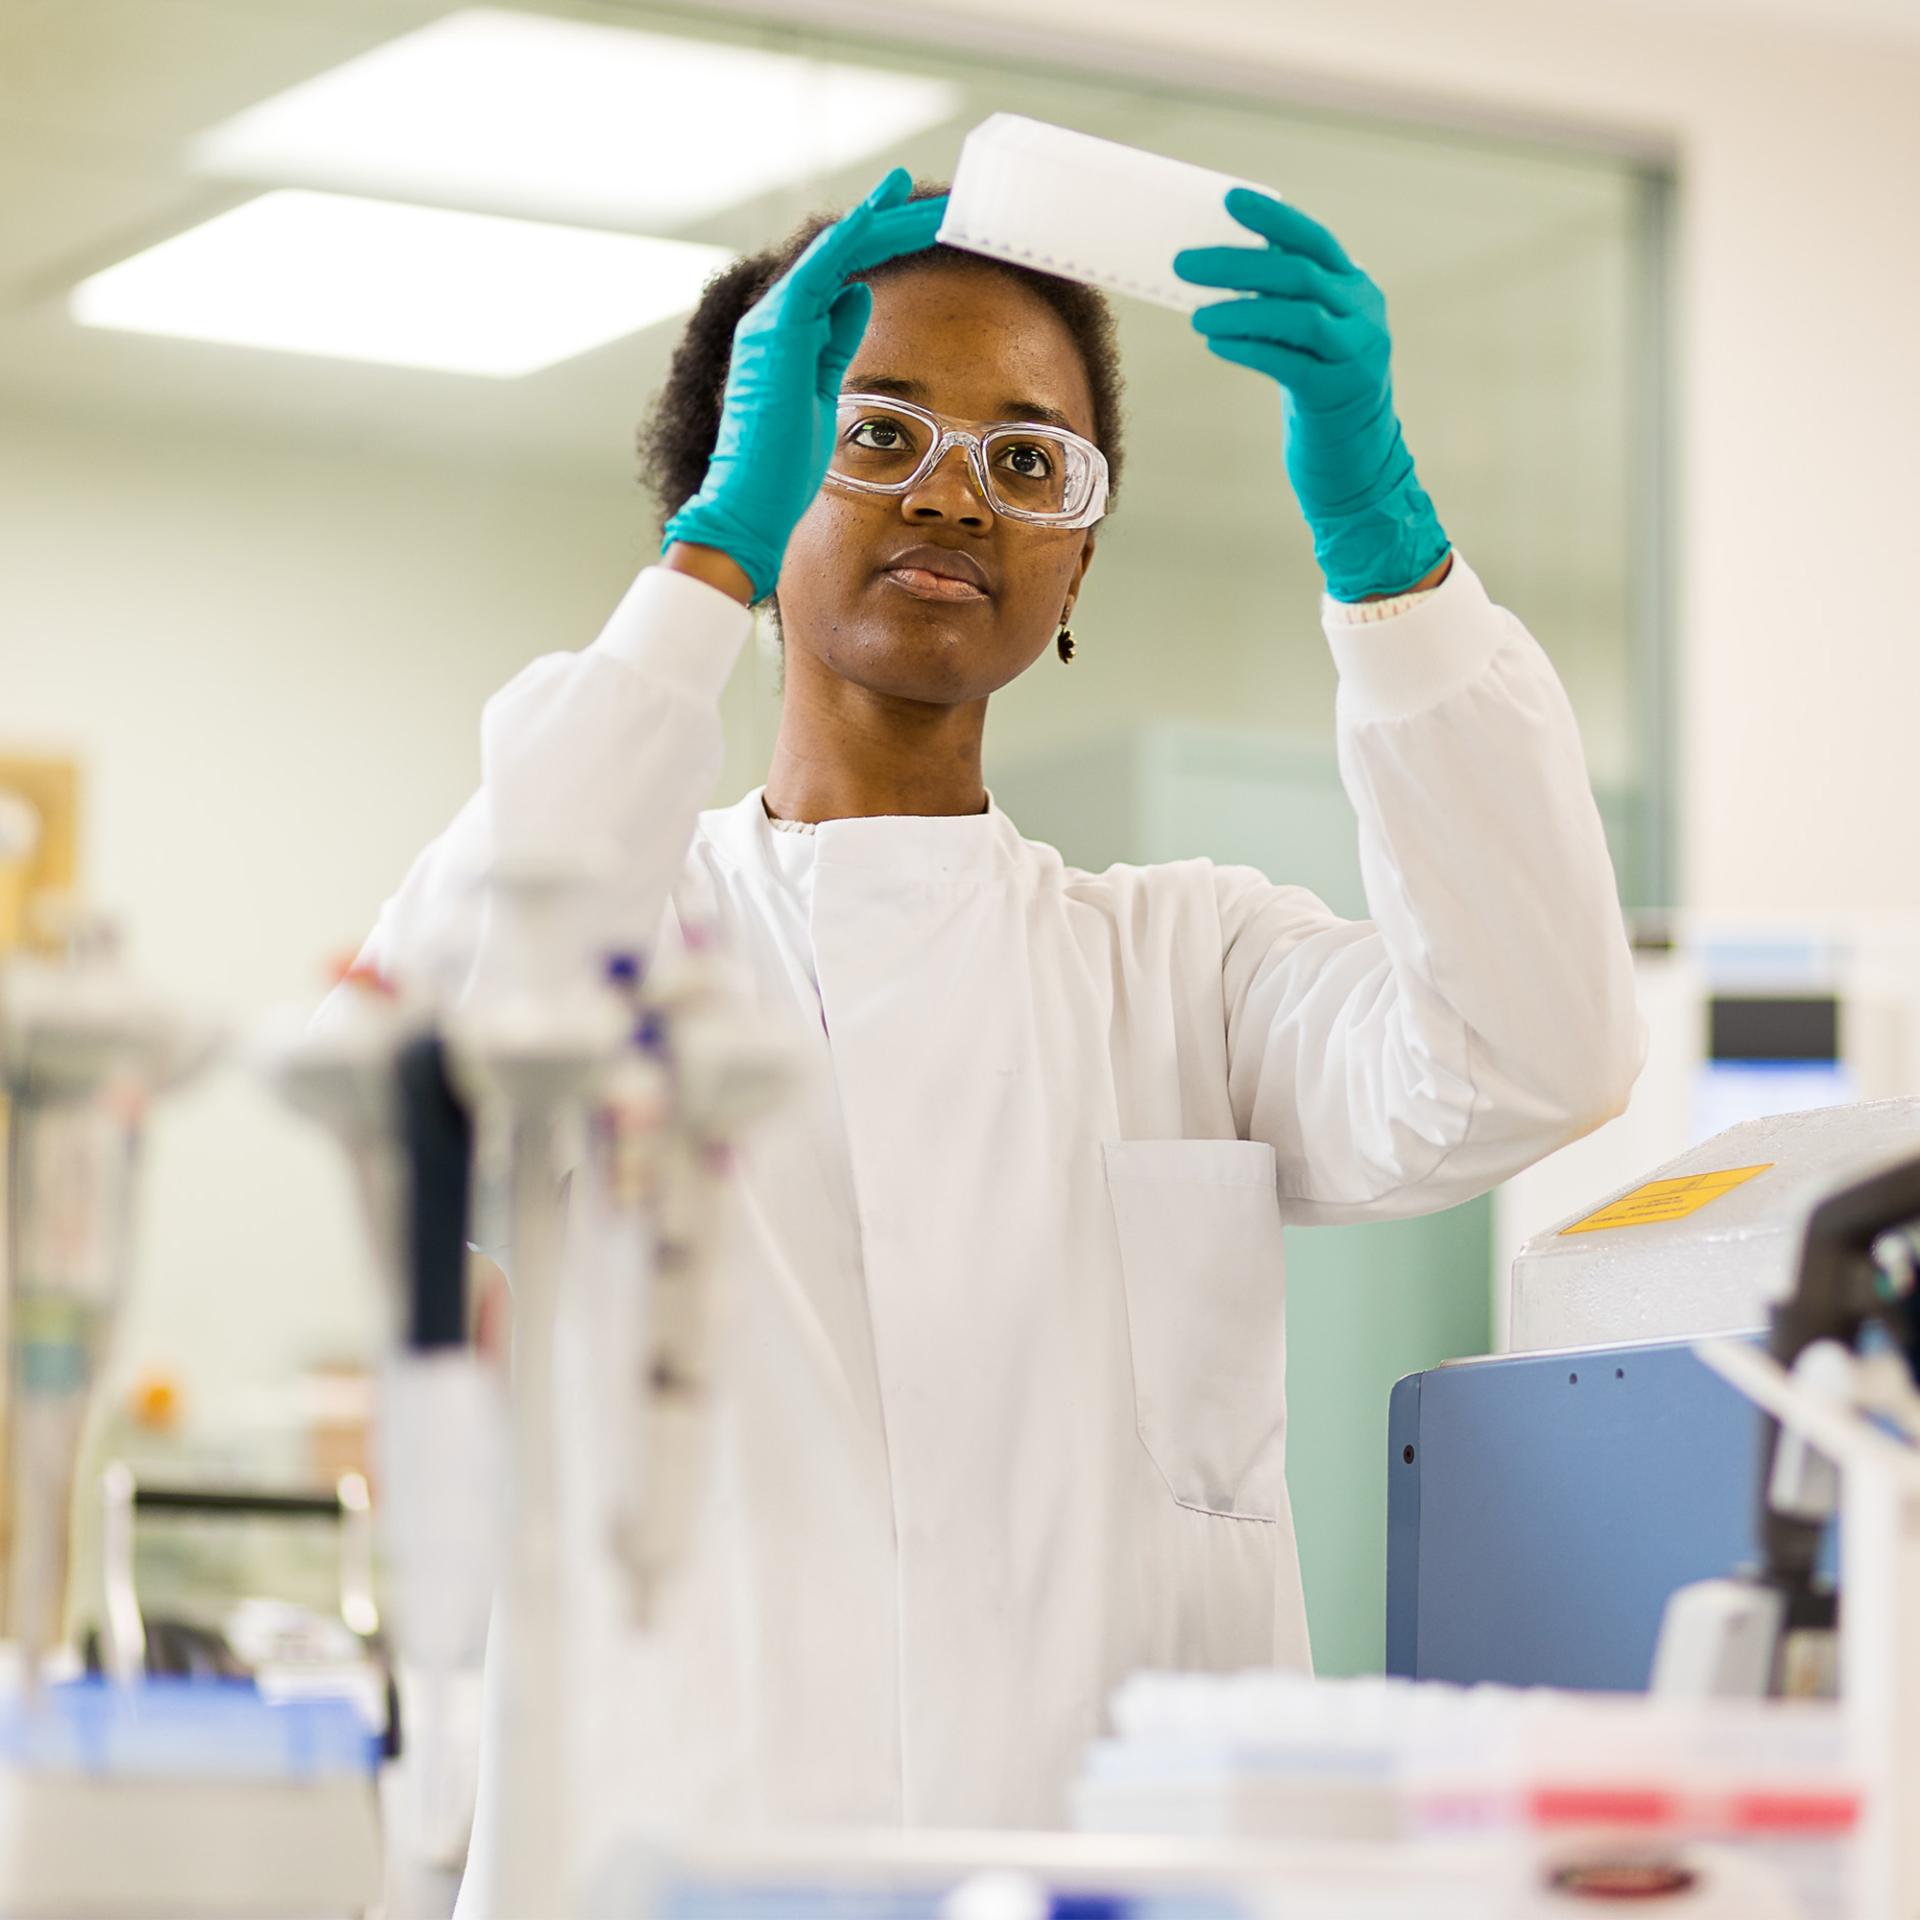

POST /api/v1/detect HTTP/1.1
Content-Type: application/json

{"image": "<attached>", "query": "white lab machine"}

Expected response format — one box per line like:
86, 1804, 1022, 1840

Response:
1496, 919, 1920, 1347
1508, 1097, 1920, 1351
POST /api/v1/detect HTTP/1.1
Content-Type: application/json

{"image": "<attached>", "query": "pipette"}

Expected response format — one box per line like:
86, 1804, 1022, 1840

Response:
0, 938, 214, 1681
605, 942, 798, 1625
385, 1031, 500, 1876
259, 978, 503, 1891
446, 857, 630, 1919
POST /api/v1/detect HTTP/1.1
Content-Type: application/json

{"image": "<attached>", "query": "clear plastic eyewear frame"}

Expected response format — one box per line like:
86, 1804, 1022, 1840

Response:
824, 391, 1109, 529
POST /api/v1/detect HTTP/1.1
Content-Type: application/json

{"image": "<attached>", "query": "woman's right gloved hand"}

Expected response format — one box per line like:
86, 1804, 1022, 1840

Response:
662, 167, 948, 603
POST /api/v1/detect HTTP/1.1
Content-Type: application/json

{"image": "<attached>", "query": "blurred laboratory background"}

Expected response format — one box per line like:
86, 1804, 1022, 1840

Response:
3, 0, 1919, 1692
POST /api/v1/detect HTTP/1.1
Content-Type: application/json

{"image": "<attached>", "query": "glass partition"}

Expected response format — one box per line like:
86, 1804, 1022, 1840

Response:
680, 15, 1669, 916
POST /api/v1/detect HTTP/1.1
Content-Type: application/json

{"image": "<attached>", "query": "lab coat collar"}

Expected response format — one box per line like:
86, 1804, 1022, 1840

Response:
703, 787, 1028, 882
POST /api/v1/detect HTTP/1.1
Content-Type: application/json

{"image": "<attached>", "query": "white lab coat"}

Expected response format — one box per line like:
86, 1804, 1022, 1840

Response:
351, 555, 1642, 1911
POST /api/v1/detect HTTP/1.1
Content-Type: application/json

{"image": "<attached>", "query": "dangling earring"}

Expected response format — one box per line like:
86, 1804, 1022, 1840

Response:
1056, 624, 1075, 664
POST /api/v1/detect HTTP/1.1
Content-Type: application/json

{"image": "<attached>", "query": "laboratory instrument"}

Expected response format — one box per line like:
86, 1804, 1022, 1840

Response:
1672, 1318, 1920, 1920
260, 970, 504, 1891
1644, 1145, 1920, 1707
257, 852, 803, 1917
448, 860, 801, 1913
0, 933, 390, 1918
1391, 1111, 1920, 1916
1507, 1096, 1920, 1351
590, 939, 800, 1624
1646, 1145, 1920, 1916
0, 934, 214, 1680
388, 1025, 499, 1864
447, 861, 633, 1919
1495, 917, 1920, 1343
92, 1467, 385, 1704
1385, 1335, 1802, 1692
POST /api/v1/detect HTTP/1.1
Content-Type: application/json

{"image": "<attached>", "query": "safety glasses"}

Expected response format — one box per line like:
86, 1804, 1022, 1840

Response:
825, 392, 1108, 528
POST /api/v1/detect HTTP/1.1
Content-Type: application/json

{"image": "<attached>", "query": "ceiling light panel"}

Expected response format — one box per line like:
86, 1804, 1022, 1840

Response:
191, 8, 963, 229
70, 191, 735, 377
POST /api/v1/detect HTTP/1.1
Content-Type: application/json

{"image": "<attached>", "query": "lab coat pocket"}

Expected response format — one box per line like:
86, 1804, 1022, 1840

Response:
1102, 1139, 1288, 1523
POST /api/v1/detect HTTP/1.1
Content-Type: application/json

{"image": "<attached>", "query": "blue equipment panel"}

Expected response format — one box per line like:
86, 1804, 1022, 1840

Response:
1385, 1337, 1799, 1690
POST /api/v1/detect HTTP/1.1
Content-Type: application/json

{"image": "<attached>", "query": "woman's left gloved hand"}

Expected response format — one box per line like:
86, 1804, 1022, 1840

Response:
1173, 189, 1450, 602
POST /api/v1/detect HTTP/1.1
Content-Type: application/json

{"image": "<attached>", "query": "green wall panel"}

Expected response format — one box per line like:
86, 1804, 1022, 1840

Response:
1283, 1197, 1494, 1675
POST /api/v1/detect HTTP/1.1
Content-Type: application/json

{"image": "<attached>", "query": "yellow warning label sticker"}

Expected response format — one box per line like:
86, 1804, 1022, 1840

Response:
1558, 1163, 1774, 1235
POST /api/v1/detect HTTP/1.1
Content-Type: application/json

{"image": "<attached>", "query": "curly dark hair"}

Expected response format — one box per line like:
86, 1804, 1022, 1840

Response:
637, 181, 1127, 575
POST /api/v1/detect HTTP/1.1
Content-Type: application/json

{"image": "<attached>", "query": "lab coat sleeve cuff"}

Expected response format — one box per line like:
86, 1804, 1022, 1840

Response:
587, 563, 754, 703
1321, 551, 1506, 724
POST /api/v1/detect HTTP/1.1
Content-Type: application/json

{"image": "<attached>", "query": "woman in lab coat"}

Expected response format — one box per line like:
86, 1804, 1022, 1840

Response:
355, 169, 1642, 1904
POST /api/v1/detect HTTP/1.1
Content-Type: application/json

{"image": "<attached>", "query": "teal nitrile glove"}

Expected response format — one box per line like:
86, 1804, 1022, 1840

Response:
1173, 189, 1449, 602
662, 168, 948, 603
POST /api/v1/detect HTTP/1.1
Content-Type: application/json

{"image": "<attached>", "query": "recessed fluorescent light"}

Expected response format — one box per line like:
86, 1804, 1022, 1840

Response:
191, 7, 963, 229
69, 190, 734, 377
